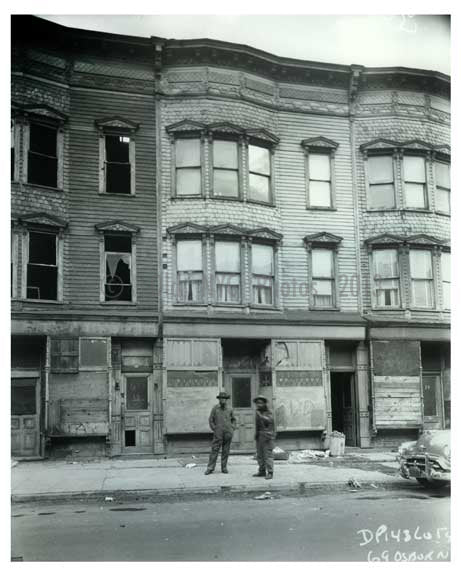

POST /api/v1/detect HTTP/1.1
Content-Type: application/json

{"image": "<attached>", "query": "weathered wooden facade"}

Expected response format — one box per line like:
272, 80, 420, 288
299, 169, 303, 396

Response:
11, 16, 450, 458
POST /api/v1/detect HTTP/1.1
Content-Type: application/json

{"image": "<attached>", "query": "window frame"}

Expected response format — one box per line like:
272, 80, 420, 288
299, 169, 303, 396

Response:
11, 119, 19, 182
79, 337, 109, 371
250, 242, 276, 308
310, 247, 337, 309
24, 228, 61, 302
371, 248, 402, 309
172, 134, 204, 199
434, 159, 451, 215
365, 153, 397, 210
102, 233, 135, 304
247, 140, 275, 206
301, 138, 339, 210
213, 239, 243, 306
210, 136, 242, 200
409, 248, 435, 310
402, 153, 429, 210
440, 251, 450, 310
23, 120, 64, 190
174, 237, 206, 305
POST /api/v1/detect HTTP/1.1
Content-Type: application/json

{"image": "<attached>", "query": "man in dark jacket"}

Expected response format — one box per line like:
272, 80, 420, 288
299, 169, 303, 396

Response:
252, 395, 275, 479
205, 391, 236, 475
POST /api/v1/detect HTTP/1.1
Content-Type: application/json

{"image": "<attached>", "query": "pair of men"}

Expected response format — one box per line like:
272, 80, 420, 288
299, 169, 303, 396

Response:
204, 391, 274, 479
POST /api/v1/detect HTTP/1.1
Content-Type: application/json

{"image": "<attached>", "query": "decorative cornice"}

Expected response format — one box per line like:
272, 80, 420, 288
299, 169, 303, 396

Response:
95, 220, 140, 234
246, 128, 280, 145
165, 120, 207, 135
406, 234, 447, 247
248, 227, 282, 242
365, 233, 447, 249
365, 233, 405, 246
304, 232, 343, 246
167, 222, 208, 236
20, 212, 68, 229
207, 122, 246, 137
360, 139, 451, 157
209, 223, 248, 237
15, 104, 68, 125
301, 136, 339, 151
95, 116, 139, 133
165, 120, 279, 146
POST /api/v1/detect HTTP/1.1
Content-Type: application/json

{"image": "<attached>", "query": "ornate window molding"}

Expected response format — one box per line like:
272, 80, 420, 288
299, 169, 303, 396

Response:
95, 116, 139, 196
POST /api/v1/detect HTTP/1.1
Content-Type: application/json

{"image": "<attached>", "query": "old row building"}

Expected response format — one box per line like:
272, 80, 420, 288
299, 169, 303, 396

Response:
11, 16, 450, 459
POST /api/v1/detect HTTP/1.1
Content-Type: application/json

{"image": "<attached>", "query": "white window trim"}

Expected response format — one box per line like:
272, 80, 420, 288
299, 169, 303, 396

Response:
369, 248, 403, 310
304, 151, 337, 210
22, 227, 64, 302
211, 237, 244, 306
171, 135, 205, 199
309, 247, 338, 309
409, 248, 435, 310
22, 121, 64, 190
434, 159, 451, 215
210, 137, 243, 201
402, 153, 429, 210
11, 228, 18, 299
98, 133, 136, 196
364, 152, 397, 211
11, 119, 20, 182
246, 141, 275, 206
173, 236, 207, 305
99, 232, 137, 305
249, 241, 277, 308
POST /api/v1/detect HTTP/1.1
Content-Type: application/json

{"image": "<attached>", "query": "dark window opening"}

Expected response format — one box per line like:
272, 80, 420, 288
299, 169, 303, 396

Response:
27, 231, 58, 300
105, 135, 131, 194
232, 377, 252, 408
28, 123, 58, 188
126, 377, 148, 410
125, 430, 136, 447
105, 234, 132, 302
12, 379, 37, 415
11, 123, 15, 180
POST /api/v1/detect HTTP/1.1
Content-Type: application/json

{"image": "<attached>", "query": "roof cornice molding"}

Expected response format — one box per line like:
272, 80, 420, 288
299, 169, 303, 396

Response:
95, 220, 140, 235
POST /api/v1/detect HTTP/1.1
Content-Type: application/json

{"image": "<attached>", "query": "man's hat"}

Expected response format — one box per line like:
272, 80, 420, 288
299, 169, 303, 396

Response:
253, 395, 268, 403
216, 391, 230, 399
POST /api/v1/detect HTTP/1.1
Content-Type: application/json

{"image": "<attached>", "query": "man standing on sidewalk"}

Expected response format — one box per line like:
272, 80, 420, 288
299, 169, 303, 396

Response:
205, 392, 236, 475
253, 395, 275, 480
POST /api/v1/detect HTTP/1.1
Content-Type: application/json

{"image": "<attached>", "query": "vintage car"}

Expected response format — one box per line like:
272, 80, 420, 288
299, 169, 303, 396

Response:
398, 429, 450, 488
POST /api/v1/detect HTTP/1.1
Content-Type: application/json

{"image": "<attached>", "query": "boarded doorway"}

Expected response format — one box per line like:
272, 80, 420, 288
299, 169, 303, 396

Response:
330, 372, 357, 446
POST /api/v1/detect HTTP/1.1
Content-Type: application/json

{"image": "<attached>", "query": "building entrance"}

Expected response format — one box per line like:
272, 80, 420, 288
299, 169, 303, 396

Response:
330, 372, 358, 446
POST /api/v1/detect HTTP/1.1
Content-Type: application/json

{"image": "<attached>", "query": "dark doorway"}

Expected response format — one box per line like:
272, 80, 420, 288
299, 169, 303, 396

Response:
330, 372, 357, 446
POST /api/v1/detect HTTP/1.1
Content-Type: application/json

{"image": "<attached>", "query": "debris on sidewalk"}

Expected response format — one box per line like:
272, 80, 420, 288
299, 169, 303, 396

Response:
273, 446, 289, 460
185, 463, 197, 469
289, 449, 329, 462
11, 460, 18, 468
370, 483, 378, 489
254, 491, 272, 500
104, 496, 114, 502
348, 478, 362, 489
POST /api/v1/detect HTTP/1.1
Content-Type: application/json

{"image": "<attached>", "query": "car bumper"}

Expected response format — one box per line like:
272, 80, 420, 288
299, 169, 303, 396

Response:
399, 454, 451, 482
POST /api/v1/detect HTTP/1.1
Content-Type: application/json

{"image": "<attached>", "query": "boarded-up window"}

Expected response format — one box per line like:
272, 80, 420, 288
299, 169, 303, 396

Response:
50, 338, 79, 373
175, 139, 201, 196
215, 241, 240, 303
372, 340, 420, 376
232, 377, 252, 408
177, 240, 203, 302
248, 144, 271, 203
12, 378, 37, 415
213, 140, 239, 198
309, 153, 332, 207
80, 338, 108, 368
368, 156, 395, 209
403, 156, 427, 209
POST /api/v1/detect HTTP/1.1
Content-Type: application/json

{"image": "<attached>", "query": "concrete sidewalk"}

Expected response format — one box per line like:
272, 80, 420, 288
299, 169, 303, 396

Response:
11, 451, 406, 503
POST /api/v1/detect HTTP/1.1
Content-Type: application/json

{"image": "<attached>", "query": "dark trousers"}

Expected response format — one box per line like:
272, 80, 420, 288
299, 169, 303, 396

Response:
256, 435, 274, 475
207, 433, 233, 471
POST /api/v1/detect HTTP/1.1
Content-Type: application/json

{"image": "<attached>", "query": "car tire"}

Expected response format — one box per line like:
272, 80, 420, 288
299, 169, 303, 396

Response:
417, 478, 449, 489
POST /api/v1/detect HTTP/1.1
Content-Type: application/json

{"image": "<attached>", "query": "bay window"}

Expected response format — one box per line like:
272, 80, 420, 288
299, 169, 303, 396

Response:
410, 250, 434, 308
441, 252, 450, 310
175, 138, 202, 197
215, 241, 241, 303
248, 144, 271, 204
367, 155, 395, 209
251, 244, 274, 305
212, 140, 239, 198
435, 161, 450, 213
177, 239, 203, 303
403, 155, 427, 209
372, 249, 400, 307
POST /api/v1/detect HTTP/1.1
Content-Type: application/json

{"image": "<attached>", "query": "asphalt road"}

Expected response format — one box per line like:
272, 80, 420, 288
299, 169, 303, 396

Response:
11, 486, 450, 561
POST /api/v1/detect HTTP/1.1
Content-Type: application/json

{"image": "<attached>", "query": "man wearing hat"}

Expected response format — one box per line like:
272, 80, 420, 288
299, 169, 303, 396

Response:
205, 391, 236, 475
253, 395, 275, 479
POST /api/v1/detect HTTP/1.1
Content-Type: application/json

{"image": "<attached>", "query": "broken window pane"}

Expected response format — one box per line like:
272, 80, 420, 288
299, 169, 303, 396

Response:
105, 135, 131, 194
27, 231, 58, 300
28, 123, 58, 188
105, 235, 132, 301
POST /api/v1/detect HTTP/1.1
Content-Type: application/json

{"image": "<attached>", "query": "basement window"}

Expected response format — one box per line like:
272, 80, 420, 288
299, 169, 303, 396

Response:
27, 123, 58, 188
27, 230, 58, 300
104, 235, 133, 301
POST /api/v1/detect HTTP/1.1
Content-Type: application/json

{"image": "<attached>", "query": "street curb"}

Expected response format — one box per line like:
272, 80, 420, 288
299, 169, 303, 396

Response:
12, 479, 411, 504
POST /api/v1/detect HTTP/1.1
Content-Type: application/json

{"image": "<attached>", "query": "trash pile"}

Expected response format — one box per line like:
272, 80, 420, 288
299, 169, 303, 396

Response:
289, 449, 330, 463
273, 446, 289, 461
253, 491, 272, 500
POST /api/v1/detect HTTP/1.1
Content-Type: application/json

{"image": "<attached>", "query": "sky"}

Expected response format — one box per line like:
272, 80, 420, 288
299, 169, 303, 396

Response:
40, 14, 450, 75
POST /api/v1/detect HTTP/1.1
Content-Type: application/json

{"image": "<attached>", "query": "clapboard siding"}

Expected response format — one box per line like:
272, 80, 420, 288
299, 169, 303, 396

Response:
68, 87, 158, 309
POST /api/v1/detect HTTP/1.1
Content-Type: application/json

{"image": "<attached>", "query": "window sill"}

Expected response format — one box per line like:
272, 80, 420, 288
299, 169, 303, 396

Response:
171, 195, 204, 200
309, 307, 340, 311
100, 301, 137, 306
408, 307, 437, 312
435, 211, 451, 217
214, 303, 245, 308
247, 199, 275, 208
24, 183, 63, 193
99, 192, 135, 198
306, 206, 336, 211
250, 304, 278, 310
210, 194, 242, 202
371, 307, 405, 311
21, 299, 64, 304
366, 208, 398, 213
173, 302, 207, 307
401, 208, 431, 213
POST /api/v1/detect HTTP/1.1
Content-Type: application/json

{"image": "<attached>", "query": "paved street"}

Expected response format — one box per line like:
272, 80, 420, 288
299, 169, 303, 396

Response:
12, 486, 450, 561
